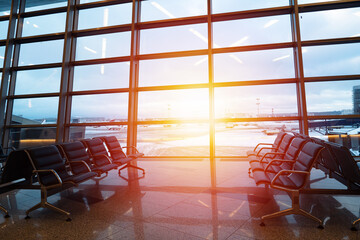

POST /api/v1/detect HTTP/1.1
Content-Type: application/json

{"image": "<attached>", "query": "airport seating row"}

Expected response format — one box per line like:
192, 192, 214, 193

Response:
247, 133, 324, 228
248, 131, 360, 230
0, 136, 145, 221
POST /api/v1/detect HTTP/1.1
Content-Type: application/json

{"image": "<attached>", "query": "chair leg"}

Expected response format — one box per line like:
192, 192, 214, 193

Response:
26, 189, 71, 221
260, 191, 323, 228
118, 163, 145, 175
0, 205, 9, 218
351, 218, 360, 231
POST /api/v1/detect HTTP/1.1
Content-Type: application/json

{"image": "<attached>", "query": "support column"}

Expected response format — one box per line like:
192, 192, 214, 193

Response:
290, 0, 309, 135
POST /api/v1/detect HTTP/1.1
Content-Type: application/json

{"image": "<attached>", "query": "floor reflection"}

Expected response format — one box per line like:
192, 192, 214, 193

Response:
0, 160, 359, 239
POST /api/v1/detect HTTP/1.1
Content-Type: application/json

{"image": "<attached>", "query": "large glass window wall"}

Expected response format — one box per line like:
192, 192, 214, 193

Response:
1, 0, 359, 160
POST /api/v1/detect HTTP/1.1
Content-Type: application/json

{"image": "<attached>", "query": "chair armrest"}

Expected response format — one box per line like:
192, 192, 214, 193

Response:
270, 170, 310, 191
253, 143, 273, 152
123, 146, 141, 154
264, 159, 295, 172
33, 169, 63, 187
69, 161, 91, 173
256, 147, 277, 156
93, 154, 112, 166
259, 152, 285, 163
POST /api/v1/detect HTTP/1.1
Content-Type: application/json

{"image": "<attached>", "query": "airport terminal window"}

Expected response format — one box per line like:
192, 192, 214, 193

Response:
75, 32, 131, 61
140, 23, 208, 54
14, 68, 61, 95
215, 121, 299, 156
11, 97, 59, 125
22, 13, 66, 37
214, 48, 295, 82
71, 93, 129, 123
302, 43, 360, 77
214, 84, 298, 119
213, 15, 292, 48
308, 119, 360, 156
25, 1, 66, 12
18, 40, 64, 66
0, 20, 8, 39
139, 56, 208, 87
138, 89, 209, 120
1, 0, 359, 159
73, 62, 130, 91
78, 3, 132, 30
305, 80, 360, 115
300, 7, 360, 41
137, 123, 210, 156
141, 0, 207, 22
0, 46, 5, 67
8, 127, 56, 149
69, 126, 127, 143
212, 0, 289, 14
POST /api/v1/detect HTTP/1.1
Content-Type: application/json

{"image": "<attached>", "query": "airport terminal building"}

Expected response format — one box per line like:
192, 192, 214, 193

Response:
0, 0, 360, 239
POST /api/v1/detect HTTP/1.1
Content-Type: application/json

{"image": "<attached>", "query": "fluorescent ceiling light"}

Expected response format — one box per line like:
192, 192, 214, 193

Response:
151, 1, 176, 18
264, 19, 279, 28
230, 36, 249, 47
194, 57, 207, 66
272, 54, 290, 62
84, 46, 97, 54
33, 24, 39, 28
230, 54, 243, 64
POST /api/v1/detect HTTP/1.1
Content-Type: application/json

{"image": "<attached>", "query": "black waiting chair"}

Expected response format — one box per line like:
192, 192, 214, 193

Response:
249, 137, 307, 173
99, 136, 145, 176
58, 141, 117, 177
246, 132, 287, 157
253, 142, 324, 228
24, 145, 96, 221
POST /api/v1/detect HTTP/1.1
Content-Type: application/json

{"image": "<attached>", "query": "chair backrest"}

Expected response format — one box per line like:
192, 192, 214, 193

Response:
326, 142, 360, 184
311, 138, 342, 174
273, 132, 287, 149
25, 145, 70, 187
289, 142, 324, 189
100, 136, 123, 154
276, 134, 295, 154
58, 141, 92, 169
283, 137, 307, 161
82, 138, 108, 157
1, 149, 33, 184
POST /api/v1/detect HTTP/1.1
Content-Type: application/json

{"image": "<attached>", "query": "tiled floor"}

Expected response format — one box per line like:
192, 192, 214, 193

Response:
0, 160, 360, 239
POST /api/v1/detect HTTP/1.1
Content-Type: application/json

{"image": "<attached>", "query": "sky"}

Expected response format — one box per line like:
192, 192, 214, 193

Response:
1, 0, 360, 121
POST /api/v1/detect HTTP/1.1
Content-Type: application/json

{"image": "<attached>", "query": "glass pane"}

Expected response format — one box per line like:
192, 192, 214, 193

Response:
76, 32, 131, 60
308, 118, 360, 156
302, 43, 360, 77
213, 15, 292, 48
0, 46, 5, 67
12, 97, 59, 124
9, 127, 56, 149
22, 13, 66, 37
0, 1, 11, 16
19, 40, 64, 66
69, 126, 127, 143
137, 123, 209, 156
14, 68, 61, 95
138, 89, 209, 120
25, 0, 67, 12
78, 3, 132, 30
71, 93, 128, 123
215, 84, 298, 118
140, 23, 207, 54
215, 121, 299, 156
141, 0, 206, 22
214, 48, 294, 82
0, 20, 8, 39
298, 0, 340, 4
300, 8, 360, 40
139, 56, 208, 87
305, 80, 360, 116
73, 62, 129, 91
212, 0, 289, 14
